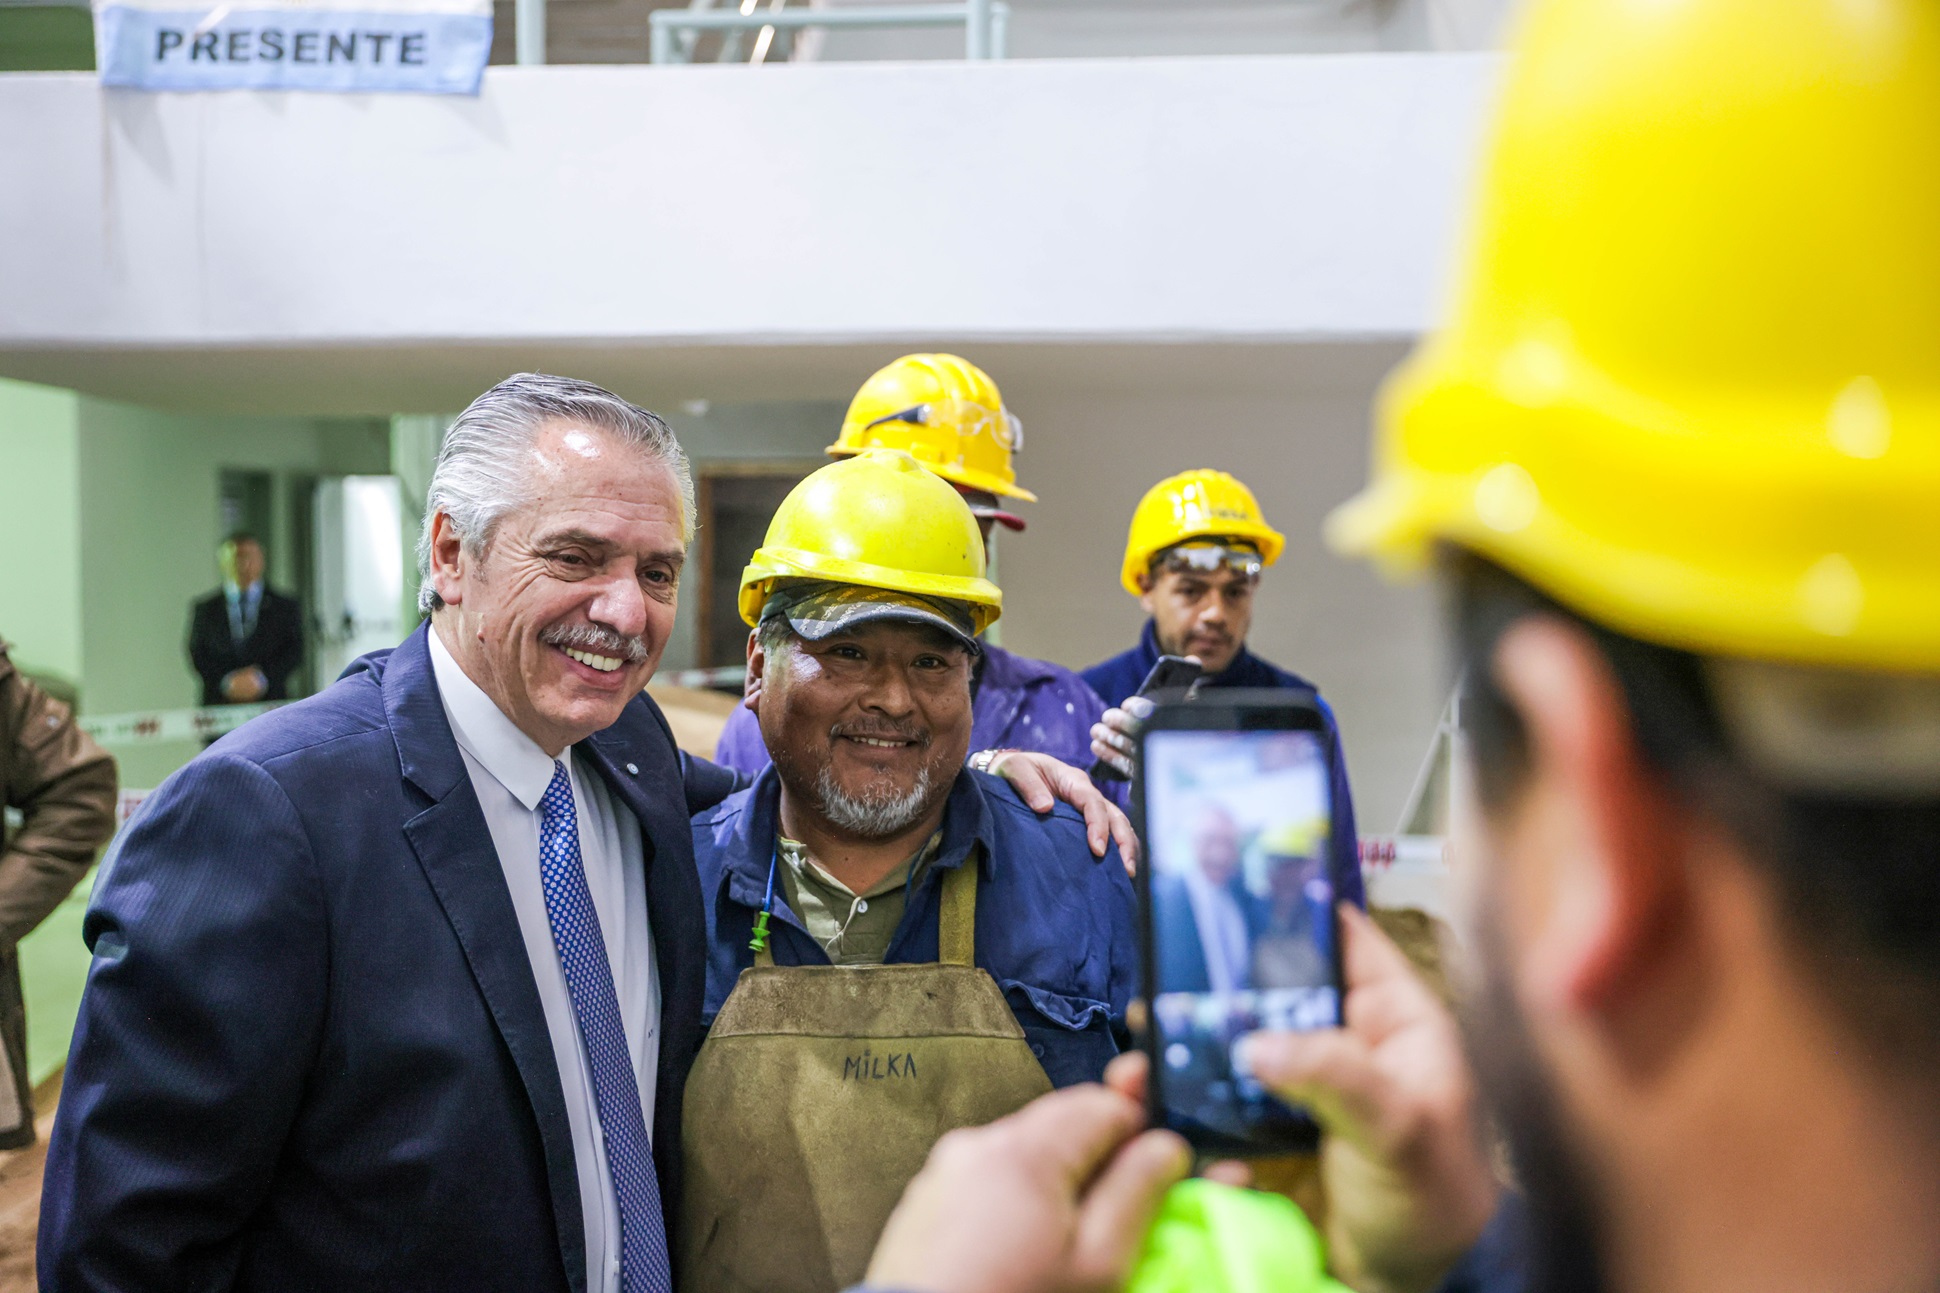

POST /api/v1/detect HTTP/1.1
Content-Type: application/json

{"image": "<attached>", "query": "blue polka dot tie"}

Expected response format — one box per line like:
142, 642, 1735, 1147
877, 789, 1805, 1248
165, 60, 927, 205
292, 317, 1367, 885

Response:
539, 762, 672, 1293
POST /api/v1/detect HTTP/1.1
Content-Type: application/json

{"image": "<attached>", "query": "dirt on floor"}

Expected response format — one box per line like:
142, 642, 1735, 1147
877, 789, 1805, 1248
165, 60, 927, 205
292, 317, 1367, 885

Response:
0, 1072, 61, 1292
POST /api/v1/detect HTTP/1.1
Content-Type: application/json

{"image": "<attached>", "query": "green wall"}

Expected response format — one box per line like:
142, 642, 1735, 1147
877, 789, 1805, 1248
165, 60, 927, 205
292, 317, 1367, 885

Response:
0, 378, 83, 684
1, 382, 390, 1083
76, 402, 390, 789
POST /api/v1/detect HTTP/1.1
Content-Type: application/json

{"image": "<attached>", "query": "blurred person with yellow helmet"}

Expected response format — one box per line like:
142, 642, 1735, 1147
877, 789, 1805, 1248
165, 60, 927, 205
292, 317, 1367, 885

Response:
681, 449, 1137, 1293
713, 354, 1115, 784
1083, 469, 1365, 907
847, 2, 1940, 1293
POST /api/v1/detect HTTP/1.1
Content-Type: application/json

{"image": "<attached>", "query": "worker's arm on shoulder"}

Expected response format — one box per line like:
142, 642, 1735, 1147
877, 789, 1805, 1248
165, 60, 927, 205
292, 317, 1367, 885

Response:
982, 751, 1139, 872
39, 754, 329, 1289
0, 666, 117, 943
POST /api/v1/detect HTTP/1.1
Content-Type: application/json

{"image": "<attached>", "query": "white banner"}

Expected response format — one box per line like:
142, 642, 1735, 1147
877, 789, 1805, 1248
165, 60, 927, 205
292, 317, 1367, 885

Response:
95, 0, 492, 94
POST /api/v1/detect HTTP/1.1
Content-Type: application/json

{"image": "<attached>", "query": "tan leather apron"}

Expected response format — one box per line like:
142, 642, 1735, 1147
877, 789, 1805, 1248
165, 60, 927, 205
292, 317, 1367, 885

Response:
678, 860, 1053, 1293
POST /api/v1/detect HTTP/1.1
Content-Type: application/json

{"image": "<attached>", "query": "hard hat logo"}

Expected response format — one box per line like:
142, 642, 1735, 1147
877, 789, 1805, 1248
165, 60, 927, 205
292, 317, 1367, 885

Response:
829, 354, 1037, 502
739, 448, 1002, 638
1120, 470, 1285, 597
1327, 0, 1940, 674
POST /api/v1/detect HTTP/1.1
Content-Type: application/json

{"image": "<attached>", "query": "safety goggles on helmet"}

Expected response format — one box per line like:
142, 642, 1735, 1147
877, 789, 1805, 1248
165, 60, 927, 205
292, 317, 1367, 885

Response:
862, 400, 1023, 453
1153, 541, 1265, 581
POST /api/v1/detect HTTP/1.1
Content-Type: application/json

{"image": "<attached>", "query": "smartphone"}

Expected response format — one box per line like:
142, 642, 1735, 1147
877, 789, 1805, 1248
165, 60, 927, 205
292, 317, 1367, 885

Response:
1091, 655, 1205, 782
1133, 690, 1345, 1155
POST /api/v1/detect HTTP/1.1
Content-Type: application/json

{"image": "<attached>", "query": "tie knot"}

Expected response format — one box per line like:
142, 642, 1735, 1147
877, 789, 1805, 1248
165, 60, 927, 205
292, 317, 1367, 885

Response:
542, 761, 574, 817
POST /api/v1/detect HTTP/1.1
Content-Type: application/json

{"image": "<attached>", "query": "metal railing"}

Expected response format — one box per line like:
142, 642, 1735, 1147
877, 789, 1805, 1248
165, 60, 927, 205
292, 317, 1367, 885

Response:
647, 0, 1008, 66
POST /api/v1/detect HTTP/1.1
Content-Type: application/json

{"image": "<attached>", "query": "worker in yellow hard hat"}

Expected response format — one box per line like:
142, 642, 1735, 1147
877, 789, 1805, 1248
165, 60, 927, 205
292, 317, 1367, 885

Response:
1083, 468, 1365, 905
679, 448, 1138, 1293
852, 0, 1940, 1290
713, 354, 1115, 784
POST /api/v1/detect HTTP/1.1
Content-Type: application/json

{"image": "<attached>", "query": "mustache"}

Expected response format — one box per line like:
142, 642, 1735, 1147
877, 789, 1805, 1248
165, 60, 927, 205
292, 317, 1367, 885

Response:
830, 720, 931, 747
540, 622, 649, 663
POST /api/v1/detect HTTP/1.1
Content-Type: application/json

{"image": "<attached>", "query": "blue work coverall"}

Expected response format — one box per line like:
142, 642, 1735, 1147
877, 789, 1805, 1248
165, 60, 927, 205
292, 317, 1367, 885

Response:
1082, 620, 1366, 906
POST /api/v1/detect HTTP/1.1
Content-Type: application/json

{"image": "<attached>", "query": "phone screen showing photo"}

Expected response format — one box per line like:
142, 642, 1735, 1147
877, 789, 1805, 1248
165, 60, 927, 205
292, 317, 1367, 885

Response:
1142, 726, 1340, 1150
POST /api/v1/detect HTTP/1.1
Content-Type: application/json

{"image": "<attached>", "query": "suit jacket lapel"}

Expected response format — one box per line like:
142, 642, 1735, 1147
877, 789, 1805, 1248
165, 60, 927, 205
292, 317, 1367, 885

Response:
383, 625, 590, 1293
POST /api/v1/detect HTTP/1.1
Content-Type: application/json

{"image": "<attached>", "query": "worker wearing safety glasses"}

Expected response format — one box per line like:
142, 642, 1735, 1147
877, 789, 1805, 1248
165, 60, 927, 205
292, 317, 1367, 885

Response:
1083, 470, 1362, 904
713, 354, 1112, 780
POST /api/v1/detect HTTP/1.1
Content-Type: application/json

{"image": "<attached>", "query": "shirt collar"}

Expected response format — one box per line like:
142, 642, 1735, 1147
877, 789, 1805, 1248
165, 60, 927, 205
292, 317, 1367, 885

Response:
780, 830, 942, 901
428, 626, 558, 810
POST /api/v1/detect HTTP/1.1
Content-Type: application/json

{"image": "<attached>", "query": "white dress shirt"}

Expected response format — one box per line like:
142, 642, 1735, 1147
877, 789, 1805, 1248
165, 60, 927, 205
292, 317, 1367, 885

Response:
1183, 869, 1251, 995
430, 630, 659, 1293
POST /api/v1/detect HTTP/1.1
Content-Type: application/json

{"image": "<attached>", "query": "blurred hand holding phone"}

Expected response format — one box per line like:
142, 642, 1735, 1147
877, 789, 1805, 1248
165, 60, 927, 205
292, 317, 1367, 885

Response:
1133, 690, 1345, 1155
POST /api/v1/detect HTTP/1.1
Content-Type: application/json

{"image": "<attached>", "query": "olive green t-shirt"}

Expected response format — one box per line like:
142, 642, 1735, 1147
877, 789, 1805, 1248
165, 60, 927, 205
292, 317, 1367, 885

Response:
775, 831, 943, 966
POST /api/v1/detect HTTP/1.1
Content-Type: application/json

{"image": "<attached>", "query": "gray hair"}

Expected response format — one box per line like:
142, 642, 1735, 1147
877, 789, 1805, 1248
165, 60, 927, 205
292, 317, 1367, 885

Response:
417, 373, 695, 615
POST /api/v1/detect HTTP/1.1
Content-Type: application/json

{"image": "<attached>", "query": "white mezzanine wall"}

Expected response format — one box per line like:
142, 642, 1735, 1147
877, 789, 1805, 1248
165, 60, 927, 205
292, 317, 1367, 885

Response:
0, 52, 1499, 406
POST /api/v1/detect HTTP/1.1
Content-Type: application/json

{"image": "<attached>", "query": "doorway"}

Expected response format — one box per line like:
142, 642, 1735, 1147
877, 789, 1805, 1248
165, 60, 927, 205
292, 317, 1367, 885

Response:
695, 465, 820, 669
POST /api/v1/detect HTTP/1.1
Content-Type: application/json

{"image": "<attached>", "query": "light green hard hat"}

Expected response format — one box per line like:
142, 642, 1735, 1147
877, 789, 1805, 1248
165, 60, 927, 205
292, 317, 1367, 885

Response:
1125, 1179, 1352, 1293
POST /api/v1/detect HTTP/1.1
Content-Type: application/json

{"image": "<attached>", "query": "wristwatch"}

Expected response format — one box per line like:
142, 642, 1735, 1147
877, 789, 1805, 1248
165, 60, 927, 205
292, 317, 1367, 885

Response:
967, 748, 1017, 775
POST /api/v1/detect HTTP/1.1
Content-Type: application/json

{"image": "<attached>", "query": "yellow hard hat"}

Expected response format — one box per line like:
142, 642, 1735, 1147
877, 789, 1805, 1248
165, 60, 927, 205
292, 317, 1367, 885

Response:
1327, 0, 1940, 673
828, 354, 1036, 502
739, 448, 1003, 635
1258, 819, 1324, 859
1121, 470, 1286, 596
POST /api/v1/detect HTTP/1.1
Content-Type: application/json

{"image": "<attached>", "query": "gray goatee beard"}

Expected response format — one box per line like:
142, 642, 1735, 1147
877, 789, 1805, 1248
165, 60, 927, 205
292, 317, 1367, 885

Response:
815, 765, 934, 839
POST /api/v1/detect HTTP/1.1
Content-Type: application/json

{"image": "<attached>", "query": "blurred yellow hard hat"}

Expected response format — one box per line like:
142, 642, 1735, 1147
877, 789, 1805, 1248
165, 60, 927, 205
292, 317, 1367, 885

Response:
1258, 819, 1324, 859
828, 354, 1036, 503
1327, 0, 1940, 673
739, 448, 1003, 635
1121, 470, 1286, 597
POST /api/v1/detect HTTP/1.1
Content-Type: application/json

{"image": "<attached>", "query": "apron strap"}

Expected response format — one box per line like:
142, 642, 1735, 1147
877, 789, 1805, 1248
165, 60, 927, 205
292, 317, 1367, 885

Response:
938, 857, 979, 967
751, 849, 980, 968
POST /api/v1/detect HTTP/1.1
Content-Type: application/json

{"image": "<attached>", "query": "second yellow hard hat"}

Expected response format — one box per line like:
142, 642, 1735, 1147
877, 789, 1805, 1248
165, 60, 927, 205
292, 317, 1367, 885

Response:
827, 354, 1036, 503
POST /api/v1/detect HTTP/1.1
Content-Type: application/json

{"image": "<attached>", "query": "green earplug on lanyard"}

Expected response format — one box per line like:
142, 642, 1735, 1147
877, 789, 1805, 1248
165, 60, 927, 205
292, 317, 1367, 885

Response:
749, 842, 780, 954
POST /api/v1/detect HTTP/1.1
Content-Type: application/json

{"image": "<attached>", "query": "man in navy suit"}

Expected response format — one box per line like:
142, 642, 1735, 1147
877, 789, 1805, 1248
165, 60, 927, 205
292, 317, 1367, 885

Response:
186, 531, 306, 709
40, 374, 1131, 1293
43, 375, 711, 1293
1150, 803, 1257, 996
